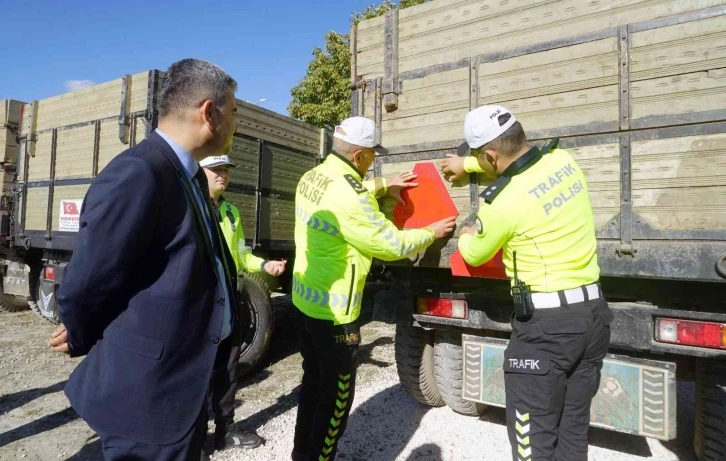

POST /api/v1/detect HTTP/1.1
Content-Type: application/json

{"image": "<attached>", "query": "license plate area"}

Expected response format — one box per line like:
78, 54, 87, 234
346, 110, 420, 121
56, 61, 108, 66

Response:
461, 334, 677, 441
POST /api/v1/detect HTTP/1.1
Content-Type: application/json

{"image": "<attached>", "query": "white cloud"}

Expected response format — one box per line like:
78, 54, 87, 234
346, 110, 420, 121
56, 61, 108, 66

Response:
259, 98, 267, 103
64, 80, 96, 92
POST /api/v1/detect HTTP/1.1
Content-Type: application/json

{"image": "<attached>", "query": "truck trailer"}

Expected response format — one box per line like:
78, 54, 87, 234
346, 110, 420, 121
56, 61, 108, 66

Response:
0, 73, 328, 375
349, 1, 726, 459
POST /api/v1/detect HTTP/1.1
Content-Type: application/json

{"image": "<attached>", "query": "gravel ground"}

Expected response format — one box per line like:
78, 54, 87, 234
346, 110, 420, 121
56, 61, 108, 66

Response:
0, 298, 699, 461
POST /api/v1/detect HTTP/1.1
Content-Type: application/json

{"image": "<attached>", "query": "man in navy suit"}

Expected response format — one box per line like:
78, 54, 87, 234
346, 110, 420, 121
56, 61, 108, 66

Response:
48, 58, 255, 460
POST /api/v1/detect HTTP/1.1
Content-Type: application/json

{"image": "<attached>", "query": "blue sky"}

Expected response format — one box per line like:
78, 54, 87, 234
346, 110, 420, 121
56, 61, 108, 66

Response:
0, 0, 375, 117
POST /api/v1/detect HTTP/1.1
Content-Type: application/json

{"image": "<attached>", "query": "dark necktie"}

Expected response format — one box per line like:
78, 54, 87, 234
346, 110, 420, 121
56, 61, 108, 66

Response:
192, 169, 235, 291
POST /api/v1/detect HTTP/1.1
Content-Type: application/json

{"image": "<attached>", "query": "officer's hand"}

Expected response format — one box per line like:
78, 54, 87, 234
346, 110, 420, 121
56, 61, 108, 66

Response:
386, 171, 418, 205
427, 216, 457, 239
264, 260, 287, 277
440, 154, 467, 182
48, 323, 70, 354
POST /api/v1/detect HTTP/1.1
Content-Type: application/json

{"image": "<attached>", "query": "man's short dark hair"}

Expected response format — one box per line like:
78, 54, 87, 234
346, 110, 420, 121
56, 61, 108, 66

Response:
159, 58, 237, 118
480, 113, 527, 157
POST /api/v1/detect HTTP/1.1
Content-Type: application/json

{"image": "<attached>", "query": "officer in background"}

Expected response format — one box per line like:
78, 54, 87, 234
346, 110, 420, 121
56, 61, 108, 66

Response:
200, 154, 286, 453
201, 155, 286, 276
291, 116, 457, 461
449, 105, 613, 461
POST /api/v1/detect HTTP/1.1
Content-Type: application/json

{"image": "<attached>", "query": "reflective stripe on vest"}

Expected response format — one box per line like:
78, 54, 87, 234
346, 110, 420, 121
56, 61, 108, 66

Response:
295, 205, 341, 237
292, 277, 363, 310
358, 196, 426, 257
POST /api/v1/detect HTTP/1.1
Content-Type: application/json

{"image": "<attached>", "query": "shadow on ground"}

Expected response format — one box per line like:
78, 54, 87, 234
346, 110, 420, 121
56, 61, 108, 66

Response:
0, 381, 67, 416
236, 334, 396, 433
405, 443, 443, 461
64, 435, 102, 461
0, 407, 79, 449
335, 384, 431, 461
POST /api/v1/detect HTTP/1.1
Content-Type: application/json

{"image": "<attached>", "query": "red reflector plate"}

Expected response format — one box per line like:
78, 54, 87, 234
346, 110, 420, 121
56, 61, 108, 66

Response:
391, 162, 459, 229
450, 249, 507, 280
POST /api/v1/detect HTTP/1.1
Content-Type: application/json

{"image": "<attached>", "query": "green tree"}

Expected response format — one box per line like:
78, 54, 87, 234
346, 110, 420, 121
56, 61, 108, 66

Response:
288, 0, 429, 128
351, 0, 427, 25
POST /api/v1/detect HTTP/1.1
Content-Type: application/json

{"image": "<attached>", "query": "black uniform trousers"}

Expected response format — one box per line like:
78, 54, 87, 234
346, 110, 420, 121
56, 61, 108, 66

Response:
504, 292, 613, 461
291, 308, 361, 461
99, 329, 237, 461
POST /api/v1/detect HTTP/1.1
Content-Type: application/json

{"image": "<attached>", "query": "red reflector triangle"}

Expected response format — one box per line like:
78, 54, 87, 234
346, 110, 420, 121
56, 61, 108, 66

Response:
392, 162, 459, 229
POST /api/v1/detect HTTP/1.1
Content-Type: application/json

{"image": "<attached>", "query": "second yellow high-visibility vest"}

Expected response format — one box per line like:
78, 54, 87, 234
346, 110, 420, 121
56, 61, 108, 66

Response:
216, 198, 266, 275
292, 153, 437, 325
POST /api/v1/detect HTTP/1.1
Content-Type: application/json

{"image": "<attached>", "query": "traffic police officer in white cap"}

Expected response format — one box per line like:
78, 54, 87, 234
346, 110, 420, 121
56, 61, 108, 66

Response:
291, 116, 456, 461
446, 105, 613, 461
199, 153, 286, 454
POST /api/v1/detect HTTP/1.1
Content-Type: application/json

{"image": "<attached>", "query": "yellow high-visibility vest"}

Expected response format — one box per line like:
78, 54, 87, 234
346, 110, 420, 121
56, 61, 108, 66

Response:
292, 153, 436, 325
460, 147, 600, 292
216, 198, 265, 274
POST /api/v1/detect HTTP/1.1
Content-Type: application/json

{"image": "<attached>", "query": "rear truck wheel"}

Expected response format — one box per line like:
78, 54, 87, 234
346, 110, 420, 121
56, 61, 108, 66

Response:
236, 272, 274, 379
0, 290, 30, 312
434, 328, 487, 416
394, 323, 445, 407
694, 359, 726, 461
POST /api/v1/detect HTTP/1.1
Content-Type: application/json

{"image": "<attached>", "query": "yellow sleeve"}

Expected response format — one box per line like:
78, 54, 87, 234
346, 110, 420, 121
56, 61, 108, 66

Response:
458, 204, 513, 266
237, 219, 266, 273
463, 156, 485, 173
339, 192, 436, 261
362, 177, 388, 198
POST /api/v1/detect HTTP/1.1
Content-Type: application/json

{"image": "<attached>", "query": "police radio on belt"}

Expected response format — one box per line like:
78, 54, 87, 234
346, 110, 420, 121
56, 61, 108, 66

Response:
511, 251, 534, 318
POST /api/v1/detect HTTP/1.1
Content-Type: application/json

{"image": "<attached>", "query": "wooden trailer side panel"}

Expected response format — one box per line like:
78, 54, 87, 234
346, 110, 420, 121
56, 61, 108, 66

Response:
631, 133, 726, 232
355, 2, 726, 281
11, 68, 322, 253
355, 0, 726, 79
16, 71, 157, 248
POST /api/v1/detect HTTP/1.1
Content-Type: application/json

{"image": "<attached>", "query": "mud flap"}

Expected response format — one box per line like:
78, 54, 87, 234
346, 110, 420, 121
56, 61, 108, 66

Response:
4, 261, 30, 297
461, 334, 677, 441
36, 278, 58, 322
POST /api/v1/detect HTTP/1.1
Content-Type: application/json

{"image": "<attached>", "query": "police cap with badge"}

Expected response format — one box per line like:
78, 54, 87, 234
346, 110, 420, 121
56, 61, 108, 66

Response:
457, 105, 558, 205
200, 155, 238, 227
199, 155, 238, 169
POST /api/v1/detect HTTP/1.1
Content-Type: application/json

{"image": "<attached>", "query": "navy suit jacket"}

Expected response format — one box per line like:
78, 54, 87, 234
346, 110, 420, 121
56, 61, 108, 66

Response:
57, 131, 240, 445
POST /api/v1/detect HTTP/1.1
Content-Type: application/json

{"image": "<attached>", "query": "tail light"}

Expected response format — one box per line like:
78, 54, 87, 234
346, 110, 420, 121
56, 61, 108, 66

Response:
44, 266, 55, 281
416, 297, 468, 319
655, 318, 726, 350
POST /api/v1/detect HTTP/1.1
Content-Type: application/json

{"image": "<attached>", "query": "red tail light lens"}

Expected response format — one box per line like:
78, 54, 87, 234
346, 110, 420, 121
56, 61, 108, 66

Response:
416, 297, 468, 319
655, 318, 726, 350
44, 266, 56, 281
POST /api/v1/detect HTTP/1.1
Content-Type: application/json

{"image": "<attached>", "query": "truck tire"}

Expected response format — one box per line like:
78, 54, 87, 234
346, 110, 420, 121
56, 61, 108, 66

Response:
694, 359, 726, 461
434, 328, 487, 416
394, 323, 445, 407
0, 292, 29, 312
237, 272, 273, 379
